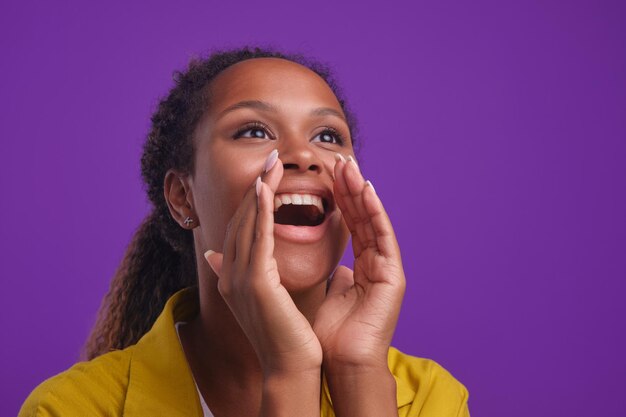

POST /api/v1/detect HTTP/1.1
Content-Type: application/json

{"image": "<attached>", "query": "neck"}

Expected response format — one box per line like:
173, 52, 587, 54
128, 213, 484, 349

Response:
179, 263, 327, 412
182, 277, 261, 383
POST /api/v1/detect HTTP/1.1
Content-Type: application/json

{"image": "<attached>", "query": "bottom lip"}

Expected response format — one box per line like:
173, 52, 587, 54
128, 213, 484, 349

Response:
273, 213, 331, 243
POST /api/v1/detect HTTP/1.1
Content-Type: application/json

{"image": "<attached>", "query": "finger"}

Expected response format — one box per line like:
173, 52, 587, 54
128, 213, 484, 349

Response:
333, 156, 366, 254
343, 157, 369, 219
326, 266, 354, 298
222, 183, 256, 264
262, 152, 284, 193
332, 157, 353, 228
341, 157, 377, 250
361, 181, 401, 259
204, 250, 224, 277
250, 178, 277, 267
225, 152, 283, 266
247, 156, 283, 270
233, 180, 259, 266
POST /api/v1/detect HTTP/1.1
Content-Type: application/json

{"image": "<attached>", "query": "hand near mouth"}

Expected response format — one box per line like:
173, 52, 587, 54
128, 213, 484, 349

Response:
204, 151, 323, 416
313, 154, 406, 415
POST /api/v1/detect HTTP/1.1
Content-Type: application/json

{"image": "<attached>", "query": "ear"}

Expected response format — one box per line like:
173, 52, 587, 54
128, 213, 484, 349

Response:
164, 169, 197, 229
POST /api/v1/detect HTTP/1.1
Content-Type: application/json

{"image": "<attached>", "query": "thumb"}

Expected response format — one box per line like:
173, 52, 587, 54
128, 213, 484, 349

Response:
326, 265, 354, 297
203, 250, 224, 277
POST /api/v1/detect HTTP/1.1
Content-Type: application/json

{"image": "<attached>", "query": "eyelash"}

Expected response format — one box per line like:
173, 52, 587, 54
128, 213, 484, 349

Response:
316, 126, 345, 145
233, 122, 345, 145
233, 122, 275, 140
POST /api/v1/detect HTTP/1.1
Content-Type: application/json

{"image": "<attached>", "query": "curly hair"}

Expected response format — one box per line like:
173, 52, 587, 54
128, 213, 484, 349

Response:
83, 46, 359, 359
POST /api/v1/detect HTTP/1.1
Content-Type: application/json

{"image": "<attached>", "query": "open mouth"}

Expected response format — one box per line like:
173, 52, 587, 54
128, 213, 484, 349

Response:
274, 193, 329, 226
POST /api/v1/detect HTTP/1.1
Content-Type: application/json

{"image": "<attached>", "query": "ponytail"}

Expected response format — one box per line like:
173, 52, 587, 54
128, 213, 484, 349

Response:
83, 211, 196, 359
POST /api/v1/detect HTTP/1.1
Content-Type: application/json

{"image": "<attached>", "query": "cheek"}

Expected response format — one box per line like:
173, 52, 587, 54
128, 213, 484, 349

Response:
194, 152, 263, 247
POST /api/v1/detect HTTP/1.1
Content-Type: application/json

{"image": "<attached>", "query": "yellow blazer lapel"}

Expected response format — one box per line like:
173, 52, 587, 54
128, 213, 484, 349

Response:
124, 288, 203, 417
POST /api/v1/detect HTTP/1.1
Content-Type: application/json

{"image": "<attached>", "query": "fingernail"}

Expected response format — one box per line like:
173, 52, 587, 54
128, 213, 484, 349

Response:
255, 176, 262, 197
204, 249, 215, 262
334, 153, 346, 163
347, 155, 358, 167
365, 180, 375, 193
264, 149, 279, 173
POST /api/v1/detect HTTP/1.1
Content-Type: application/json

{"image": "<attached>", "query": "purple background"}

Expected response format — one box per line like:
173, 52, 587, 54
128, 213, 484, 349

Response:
1, 0, 625, 415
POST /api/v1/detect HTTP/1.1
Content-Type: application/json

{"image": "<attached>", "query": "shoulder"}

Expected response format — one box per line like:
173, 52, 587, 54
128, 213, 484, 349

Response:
388, 347, 470, 417
19, 348, 133, 417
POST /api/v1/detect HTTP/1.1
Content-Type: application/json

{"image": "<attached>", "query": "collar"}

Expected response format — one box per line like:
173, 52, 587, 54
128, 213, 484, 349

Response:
124, 287, 203, 416
122, 287, 415, 415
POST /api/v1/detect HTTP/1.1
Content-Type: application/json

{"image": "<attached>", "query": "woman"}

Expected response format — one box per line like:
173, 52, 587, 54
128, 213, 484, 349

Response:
20, 47, 469, 417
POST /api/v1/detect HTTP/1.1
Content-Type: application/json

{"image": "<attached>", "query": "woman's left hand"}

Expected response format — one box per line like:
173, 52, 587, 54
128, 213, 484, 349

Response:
313, 155, 406, 371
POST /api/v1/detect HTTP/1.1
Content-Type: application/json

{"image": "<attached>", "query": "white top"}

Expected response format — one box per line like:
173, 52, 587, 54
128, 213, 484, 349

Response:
174, 322, 213, 417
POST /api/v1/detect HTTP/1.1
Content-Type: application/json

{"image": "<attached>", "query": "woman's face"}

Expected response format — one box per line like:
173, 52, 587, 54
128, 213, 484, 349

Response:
190, 58, 353, 293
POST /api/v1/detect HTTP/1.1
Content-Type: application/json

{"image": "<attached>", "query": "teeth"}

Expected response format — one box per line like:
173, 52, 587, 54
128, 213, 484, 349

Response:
274, 193, 325, 214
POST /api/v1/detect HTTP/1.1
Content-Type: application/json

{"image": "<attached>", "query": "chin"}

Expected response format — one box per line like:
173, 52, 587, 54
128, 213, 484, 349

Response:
273, 241, 342, 294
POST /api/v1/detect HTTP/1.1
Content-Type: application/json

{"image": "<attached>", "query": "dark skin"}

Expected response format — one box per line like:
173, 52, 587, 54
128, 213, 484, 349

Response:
164, 58, 406, 417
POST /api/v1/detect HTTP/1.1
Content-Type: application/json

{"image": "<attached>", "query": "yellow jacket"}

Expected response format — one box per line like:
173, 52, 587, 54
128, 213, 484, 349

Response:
20, 288, 470, 416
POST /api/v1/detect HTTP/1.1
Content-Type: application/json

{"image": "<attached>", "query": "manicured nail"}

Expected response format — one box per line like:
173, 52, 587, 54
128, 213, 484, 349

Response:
204, 249, 215, 262
334, 153, 346, 163
264, 149, 279, 173
347, 156, 361, 174
365, 180, 375, 193
255, 176, 262, 197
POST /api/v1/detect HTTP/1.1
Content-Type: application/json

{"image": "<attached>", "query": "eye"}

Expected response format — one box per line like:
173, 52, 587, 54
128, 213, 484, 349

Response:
233, 122, 274, 140
312, 127, 344, 145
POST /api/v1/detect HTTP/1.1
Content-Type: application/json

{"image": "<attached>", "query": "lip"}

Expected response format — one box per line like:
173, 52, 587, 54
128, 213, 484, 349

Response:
272, 180, 336, 244
273, 216, 332, 244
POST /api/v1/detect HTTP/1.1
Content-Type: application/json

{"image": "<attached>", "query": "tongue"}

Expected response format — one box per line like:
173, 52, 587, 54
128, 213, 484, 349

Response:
274, 205, 324, 226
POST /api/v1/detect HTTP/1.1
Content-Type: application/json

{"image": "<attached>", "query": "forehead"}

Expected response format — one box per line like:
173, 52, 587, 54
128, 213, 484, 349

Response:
207, 57, 343, 112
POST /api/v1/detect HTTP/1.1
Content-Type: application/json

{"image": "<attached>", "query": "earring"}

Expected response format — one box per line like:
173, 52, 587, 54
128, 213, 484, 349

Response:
183, 216, 194, 227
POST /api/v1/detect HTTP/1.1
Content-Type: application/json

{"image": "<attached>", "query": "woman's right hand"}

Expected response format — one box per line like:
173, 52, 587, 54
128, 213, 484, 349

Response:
203, 150, 323, 376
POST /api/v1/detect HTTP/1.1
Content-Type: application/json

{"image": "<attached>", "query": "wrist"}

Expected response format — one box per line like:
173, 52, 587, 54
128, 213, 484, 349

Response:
260, 352, 323, 377
323, 361, 393, 383
261, 370, 321, 417
263, 367, 321, 383
322, 348, 389, 375
256, 336, 323, 376
324, 366, 398, 417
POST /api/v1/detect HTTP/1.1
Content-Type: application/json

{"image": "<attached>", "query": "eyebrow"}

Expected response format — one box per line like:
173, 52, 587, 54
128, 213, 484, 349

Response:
309, 107, 346, 121
217, 100, 346, 122
217, 100, 277, 118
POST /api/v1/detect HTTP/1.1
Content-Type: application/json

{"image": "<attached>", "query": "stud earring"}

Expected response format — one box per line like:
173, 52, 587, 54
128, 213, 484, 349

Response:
183, 216, 194, 227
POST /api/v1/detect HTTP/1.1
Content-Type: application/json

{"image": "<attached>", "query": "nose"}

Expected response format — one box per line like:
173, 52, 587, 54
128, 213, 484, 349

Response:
277, 139, 322, 174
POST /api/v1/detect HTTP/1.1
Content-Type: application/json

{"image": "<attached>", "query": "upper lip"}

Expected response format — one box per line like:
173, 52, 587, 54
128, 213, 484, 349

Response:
274, 181, 335, 213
